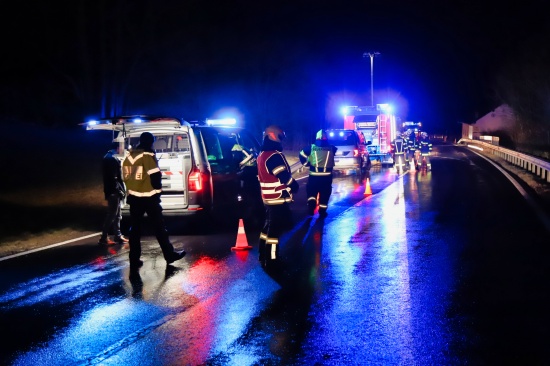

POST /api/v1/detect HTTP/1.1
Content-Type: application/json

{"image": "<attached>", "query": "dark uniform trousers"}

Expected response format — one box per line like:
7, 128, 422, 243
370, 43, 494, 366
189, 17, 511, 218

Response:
307, 174, 333, 214
127, 196, 176, 263
259, 203, 292, 264
101, 193, 123, 238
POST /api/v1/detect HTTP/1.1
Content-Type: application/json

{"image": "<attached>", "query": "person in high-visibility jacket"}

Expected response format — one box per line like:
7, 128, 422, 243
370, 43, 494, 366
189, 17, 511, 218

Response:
299, 129, 337, 217
122, 132, 186, 269
257, 125, 299, 268
419, 136, 433, 170
403, 132, 413, 162
391, 134, 407, 173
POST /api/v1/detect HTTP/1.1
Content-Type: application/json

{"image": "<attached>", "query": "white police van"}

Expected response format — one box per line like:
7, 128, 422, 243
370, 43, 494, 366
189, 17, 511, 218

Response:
83, 115, 262, 219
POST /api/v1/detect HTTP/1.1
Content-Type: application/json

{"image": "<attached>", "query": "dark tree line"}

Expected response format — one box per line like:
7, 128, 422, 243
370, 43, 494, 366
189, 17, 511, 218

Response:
2, 0, 549, 152
1, 1, 329, 149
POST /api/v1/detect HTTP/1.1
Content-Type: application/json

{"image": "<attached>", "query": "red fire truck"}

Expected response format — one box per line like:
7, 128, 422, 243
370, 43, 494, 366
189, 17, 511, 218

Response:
342, 104, 399, 166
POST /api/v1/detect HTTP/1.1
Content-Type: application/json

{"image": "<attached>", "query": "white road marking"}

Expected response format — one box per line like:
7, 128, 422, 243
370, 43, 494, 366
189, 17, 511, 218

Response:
0, 232, 101, 262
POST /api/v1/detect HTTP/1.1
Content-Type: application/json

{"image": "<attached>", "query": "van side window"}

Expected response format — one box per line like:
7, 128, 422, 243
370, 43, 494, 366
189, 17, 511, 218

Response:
200, 129, 223, 162
235, 132, 260, 155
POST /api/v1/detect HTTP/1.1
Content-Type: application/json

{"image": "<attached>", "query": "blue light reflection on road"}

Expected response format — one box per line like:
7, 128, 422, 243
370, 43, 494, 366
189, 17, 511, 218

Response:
8, 251, 280, 365
299, 172, 452, 364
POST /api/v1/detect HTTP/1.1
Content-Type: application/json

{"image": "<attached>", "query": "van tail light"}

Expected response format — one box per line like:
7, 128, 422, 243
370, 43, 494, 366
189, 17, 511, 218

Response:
188, 171, 202, 191
353, 149, 359, 157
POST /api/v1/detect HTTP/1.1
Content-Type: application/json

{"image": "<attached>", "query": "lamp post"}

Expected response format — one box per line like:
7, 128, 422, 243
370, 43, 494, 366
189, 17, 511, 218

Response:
363, 51, 380, 107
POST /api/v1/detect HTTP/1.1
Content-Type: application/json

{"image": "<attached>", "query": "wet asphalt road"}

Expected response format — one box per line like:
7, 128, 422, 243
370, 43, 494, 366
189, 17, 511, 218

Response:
1, 144, 550, 365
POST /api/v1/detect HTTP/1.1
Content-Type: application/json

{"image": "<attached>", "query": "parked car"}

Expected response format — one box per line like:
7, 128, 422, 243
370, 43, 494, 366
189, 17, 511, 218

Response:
82, 116, 263, 223
326, 129, 371, 175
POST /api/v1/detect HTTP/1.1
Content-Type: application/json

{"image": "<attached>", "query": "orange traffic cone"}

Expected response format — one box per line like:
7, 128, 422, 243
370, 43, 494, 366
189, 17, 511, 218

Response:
364, 178, 372, 195
231, 219, 252, 251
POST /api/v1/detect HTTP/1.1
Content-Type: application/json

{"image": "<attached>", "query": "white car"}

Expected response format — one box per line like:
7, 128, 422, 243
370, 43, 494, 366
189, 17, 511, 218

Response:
326, 129, 371, 175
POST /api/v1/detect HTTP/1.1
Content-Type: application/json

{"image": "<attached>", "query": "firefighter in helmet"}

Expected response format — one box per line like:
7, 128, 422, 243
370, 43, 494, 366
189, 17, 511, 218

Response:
419, 134, 433, 170
391, 133, 407, 174
257, 125, 299, 268
403, 130, 413, 162
412, 131, 422, 169
299, 129, 337, 217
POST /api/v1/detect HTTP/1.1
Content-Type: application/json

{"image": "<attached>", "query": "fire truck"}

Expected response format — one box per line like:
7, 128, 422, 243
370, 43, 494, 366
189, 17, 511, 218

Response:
342, 104, 399, 166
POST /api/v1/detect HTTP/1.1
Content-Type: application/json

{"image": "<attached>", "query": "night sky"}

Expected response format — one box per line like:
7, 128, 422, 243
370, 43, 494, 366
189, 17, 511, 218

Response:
2, 1, 548, 138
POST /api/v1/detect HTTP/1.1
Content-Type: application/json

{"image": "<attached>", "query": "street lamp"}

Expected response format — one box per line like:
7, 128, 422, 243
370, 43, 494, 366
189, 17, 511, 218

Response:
363, 51, 380, 107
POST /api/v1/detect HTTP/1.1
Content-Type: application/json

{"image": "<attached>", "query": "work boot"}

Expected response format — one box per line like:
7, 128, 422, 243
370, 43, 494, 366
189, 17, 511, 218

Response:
98, 237, 115, 245
115, 235, 129, 244
166, 250, 186, 264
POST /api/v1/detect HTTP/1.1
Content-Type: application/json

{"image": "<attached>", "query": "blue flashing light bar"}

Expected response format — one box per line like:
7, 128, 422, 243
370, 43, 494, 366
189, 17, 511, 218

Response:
328, 131, 346, 138
206, 118, 237, 126
341, 105, 358, 116
377, 103, 392, 113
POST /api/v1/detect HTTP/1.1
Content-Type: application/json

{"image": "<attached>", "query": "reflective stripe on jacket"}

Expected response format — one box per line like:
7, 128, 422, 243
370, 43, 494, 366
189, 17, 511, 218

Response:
392, 138, 405, 155
257, 150, 293, 205
300, 141, 336, 177
307, 144, 335, 176
122, 149, 162, 197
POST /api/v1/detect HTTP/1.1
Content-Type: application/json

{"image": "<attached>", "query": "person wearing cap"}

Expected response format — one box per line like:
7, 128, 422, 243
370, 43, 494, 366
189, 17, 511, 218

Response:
299, 129, 337, 217
122, 132, 186, 269
257, 125, 299, 268
98, 142, 129, 245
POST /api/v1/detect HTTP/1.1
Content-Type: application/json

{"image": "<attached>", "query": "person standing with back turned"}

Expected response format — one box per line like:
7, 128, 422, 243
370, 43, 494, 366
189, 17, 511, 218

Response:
122, 132, 186, 269
98, 143, 129, 245
299, 129, 337, 217
257, 125, 299, 269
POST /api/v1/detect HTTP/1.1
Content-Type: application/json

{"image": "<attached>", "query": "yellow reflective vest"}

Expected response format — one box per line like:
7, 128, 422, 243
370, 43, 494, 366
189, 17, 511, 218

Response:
122, 148, 162, 197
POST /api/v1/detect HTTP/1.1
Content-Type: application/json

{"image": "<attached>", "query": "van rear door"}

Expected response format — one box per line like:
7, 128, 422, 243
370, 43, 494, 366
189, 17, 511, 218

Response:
153, 133, 191, 213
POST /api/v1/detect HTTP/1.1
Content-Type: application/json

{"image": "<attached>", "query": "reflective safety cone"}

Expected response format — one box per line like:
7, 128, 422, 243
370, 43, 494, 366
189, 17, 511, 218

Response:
410, 159, 416, 172
364, 178, 372, 196
231, 219, 252, 251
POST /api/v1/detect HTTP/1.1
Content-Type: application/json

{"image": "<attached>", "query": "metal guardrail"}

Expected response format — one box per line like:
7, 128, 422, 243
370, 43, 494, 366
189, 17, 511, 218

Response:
290, 161, 305, 174
458, 138, 550, 183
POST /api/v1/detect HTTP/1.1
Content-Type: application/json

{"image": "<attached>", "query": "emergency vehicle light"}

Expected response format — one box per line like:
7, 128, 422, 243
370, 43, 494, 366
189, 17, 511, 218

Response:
84, 119, 114, 126
377, 103, 392, 113
133, 118, 143, 123
341, 105, 358, 116
328, 131, 346, 138
206, 118, 236, 126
